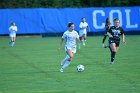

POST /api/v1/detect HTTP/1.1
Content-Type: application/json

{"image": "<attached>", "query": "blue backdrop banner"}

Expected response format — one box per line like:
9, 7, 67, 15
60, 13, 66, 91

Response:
0, 6, 140, 34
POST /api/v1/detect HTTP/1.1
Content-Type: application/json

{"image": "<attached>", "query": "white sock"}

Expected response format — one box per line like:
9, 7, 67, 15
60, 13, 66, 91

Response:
84, 40, 86, 43
62, 61, 70, 69
78, 42, 81, 48
11, 41, 14, 47
82, 39, 84, 43
61, 55, 70, 65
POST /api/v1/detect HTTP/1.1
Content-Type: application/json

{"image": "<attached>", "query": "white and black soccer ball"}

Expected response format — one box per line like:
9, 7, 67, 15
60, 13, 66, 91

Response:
77, 64, 84, 72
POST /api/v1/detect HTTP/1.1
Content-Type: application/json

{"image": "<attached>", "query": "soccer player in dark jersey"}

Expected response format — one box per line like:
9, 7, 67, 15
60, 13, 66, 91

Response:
102, 18, 111, 48
107, 18, 125, 64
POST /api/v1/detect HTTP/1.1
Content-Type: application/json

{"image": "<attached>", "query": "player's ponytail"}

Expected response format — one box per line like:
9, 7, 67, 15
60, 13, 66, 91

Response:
105, 18, 111, 25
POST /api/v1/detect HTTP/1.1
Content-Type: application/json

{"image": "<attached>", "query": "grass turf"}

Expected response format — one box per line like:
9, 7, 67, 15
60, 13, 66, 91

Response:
0, 35, 139, 93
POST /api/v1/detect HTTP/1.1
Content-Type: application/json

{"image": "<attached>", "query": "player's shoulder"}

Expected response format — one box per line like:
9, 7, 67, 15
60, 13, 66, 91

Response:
9, 25, 13, 28
73, 30, 78, 33
119, 26, 123, 29
79, 22, 83, 25
64, 30, 69, 33
85, 22, 88, 24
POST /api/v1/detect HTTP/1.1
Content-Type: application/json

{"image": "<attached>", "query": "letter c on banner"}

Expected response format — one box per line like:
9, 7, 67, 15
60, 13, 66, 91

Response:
92, 10, 105, 29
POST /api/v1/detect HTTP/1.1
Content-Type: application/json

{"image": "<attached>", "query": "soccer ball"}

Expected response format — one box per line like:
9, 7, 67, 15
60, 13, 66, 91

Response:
77, 64, 84, 72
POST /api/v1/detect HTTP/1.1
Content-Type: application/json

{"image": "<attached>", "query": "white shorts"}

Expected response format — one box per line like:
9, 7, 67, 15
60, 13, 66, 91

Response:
65, 46, 76, 54
79, 31, 87, 37
9, 33, 16, 37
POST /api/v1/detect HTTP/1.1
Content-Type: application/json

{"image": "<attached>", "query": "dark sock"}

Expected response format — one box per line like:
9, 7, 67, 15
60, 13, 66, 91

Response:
102, 36, 107, 43
111, 51, 116, 62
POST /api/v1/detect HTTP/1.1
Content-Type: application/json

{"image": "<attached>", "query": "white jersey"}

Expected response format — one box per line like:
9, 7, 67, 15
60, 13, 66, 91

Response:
9, 26, 18, 37
79, 22, 88, 32
79, 22, 88, 37
9, 26, 17, 33
62, 30, 79, 48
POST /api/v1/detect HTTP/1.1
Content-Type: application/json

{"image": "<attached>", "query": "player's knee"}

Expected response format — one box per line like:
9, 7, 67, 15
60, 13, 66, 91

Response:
112, 50, 116, 54
68, 55, 74, 61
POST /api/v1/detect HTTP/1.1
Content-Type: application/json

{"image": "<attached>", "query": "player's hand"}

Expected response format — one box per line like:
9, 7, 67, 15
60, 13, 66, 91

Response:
109, 35, 113, 38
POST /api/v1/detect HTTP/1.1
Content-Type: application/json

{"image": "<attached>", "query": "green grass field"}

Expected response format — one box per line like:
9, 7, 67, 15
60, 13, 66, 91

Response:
0, 35, 140, 93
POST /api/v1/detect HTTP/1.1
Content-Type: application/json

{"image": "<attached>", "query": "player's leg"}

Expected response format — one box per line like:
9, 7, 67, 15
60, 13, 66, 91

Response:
11, 37, 14, 47
10, 34, 14, 47
83, 34, 87, 46
12, 36, 16, 46
102, 35, 107, 44
102, 35, 107, 47
115, 41, 120, 53
60, 48, 74, 72
60, 55, 70, 66
9, 33, 13, 44
11, 34, 16, 47
109, 43, 117, 64
78, 36, 82, 49
102, 34, 109, 48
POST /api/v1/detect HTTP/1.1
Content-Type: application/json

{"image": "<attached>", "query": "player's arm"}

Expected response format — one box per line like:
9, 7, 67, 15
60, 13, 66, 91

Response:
15, 26, 18, 32
58, 38, 64, 50
9, 27, 12, 32
60, 32, 66, 49
122, 28, 125, 43
107, 29, 113, 38
60, 38, 64, 48
122, 33, 125, 43
76, 33, 80, 43
77, 37, 80, 43
107, 32, 112, 37
87, 25, 90, 32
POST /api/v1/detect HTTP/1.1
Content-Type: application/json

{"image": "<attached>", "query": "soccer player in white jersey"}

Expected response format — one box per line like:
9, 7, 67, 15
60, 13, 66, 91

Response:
78, 17, 90, 49
9, 22, 18, 47
60, 22, 80, 72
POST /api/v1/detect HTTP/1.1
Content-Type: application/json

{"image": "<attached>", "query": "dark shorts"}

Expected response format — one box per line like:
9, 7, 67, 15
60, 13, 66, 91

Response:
109, 37, 120, 47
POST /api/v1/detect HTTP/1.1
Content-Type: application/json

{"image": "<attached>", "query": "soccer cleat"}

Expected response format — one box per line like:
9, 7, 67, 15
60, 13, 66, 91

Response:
60, 68, 64, 72
10, 42, 15, 47
83, 42, 85, 46
104, 44, 109, 48
110, 61, 114, 64
103, 44, 109, 48
9, 41, 12, 44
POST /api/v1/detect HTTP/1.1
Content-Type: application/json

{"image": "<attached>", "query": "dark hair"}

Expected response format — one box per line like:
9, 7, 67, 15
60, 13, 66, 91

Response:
11, 22, 15, 25
68, 22, 74, 27
105, 18, 111, 25
113, 18, 120, 22
82, 17, 85, 19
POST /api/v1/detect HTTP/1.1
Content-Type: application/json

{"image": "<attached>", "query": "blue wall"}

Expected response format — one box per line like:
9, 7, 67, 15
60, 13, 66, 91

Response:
0, 7, 140, 34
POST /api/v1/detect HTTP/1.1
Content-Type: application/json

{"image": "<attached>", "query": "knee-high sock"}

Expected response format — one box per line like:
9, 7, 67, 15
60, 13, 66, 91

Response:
111, 51, 116, 62
61, 55, 70, 65
62, 61, 70, 69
